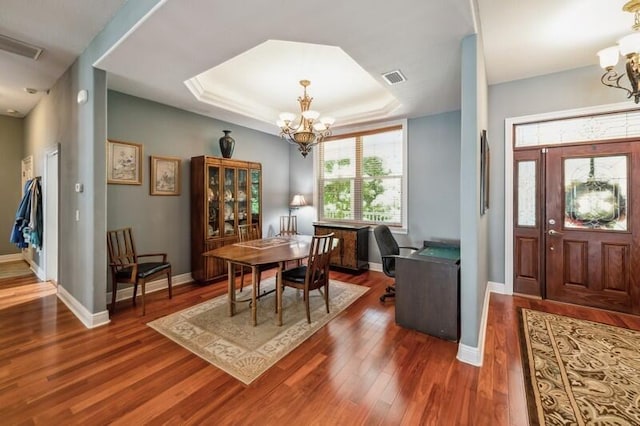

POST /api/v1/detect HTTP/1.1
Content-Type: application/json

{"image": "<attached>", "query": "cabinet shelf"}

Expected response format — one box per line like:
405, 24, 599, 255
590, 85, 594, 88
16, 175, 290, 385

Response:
191, 156, 262, 282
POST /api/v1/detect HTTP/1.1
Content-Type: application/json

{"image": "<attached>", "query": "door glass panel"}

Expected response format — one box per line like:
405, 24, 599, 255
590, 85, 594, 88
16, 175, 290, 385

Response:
250, 169, 260, 224
207, 166, 220, 238
223, 168, 236, 235
237, 169, 248, 226
564, 155, 627, 230
517, 161, 536, 227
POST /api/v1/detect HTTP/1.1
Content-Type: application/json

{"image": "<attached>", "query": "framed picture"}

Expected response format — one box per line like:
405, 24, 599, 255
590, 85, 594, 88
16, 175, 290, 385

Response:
150, 156, 181, 195
480, 129, 490, 215
107, 139, 143, 185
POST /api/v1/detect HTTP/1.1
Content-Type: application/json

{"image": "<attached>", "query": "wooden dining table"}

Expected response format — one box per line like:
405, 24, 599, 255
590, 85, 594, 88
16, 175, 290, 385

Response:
204, 235, 313, 326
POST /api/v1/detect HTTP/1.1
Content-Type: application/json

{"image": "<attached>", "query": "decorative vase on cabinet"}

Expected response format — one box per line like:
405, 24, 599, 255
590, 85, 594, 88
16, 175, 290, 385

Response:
219, 130, 235, 158
190, 155, 262, 282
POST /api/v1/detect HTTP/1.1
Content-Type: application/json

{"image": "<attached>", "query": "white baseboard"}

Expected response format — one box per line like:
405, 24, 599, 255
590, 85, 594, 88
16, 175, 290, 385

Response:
58, 272, 192, 329
369, 262, 382, 273
0, 253, 24, 263
456, 280, 505, 367
29, 260, 45, 281
106, 272, 193, 303
57, 285, 111, 329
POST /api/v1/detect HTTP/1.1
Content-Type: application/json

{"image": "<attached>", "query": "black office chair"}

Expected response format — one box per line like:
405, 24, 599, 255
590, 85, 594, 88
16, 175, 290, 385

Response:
373, 225, 419, 302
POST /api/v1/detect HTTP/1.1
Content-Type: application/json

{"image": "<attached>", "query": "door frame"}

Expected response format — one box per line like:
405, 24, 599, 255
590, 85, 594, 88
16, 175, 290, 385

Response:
44, 146, 59, 285
504, 101, 635, 295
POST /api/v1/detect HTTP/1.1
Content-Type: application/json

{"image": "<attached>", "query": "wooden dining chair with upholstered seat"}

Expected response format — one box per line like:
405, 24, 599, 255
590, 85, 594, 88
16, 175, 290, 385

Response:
280, 233, 335, 323
107, 227, 172, 315
237, 223, 278, 293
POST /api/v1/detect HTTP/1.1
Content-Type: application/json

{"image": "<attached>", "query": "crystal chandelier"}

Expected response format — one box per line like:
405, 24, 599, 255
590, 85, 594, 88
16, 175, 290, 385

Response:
277, 80, 335, 158
597, 0, 640, 103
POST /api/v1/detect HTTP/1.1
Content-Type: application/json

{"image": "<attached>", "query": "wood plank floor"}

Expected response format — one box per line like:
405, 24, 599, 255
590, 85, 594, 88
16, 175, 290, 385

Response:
2, 270, 640, 425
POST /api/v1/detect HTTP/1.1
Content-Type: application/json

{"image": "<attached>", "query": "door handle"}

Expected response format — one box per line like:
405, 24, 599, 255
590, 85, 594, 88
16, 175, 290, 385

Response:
548, 229, 563, 236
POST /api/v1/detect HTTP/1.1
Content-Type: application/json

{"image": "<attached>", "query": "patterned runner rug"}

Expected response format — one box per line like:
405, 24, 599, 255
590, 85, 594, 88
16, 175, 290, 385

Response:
519, 308, 640, 425
148, 278, 368, 385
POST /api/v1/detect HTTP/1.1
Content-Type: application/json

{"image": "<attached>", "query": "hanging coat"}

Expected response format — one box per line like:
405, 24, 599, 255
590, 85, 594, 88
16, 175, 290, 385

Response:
9, 178, 43, 250
9, 180, 33, 249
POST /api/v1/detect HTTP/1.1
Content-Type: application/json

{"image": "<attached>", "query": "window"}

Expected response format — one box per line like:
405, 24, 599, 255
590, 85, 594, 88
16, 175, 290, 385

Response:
317, 124, 405, 226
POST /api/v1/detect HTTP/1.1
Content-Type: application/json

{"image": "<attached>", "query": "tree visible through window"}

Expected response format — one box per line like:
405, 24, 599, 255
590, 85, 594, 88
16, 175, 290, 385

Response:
318, 125, 404, 226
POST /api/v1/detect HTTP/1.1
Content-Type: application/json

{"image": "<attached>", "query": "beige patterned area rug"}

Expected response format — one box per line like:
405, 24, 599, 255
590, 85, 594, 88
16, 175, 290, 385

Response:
519, 308, 640, 425
148, 278, 368, 385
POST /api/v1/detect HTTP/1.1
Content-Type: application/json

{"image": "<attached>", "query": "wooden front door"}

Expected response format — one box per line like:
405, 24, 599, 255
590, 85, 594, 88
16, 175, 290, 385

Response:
544, 141, 640, 314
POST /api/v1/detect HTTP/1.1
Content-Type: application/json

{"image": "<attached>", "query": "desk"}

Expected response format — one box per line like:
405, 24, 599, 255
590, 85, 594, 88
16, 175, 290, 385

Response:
395, 242, 460, 341
204, 235, 312, 326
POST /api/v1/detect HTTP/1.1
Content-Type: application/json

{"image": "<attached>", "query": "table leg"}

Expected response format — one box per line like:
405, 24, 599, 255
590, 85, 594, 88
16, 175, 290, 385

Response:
251, 266, 258, 326
277, 262, 283, 326
227, 261, 236, 316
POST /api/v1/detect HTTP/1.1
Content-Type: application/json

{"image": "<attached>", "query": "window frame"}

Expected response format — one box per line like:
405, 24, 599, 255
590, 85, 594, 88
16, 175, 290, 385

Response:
314, 119, 408, 230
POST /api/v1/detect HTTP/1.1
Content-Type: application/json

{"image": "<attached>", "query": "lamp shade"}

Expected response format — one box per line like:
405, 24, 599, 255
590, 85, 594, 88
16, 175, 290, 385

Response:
290, 194, 307, 207
618, 33, 640, 56
597, 46, 620, 68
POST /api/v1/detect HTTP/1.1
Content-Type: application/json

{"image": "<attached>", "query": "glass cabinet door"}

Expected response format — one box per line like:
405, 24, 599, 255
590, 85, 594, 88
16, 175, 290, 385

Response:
250, 168, 261, 225
207, 166, 220, 238
237, 168, 248, 228
223, 168, 236, 236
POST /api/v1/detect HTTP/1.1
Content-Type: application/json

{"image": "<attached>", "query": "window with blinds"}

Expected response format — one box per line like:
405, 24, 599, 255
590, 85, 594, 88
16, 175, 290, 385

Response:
317, 125, 404, 226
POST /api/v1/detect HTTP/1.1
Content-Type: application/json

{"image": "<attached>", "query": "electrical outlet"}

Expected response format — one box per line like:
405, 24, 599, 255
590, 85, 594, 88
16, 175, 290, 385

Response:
75, 210, 80, 221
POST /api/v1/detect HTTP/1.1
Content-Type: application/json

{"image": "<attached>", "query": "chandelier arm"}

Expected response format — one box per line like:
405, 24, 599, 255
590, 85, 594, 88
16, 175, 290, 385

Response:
600, 69, 633, 98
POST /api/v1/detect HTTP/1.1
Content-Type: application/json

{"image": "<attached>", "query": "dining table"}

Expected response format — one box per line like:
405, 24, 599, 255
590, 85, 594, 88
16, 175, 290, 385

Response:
203, 234, 313, 326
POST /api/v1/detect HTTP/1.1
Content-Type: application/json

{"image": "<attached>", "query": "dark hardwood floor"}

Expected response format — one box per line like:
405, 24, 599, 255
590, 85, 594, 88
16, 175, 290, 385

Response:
1, 269, 639, 425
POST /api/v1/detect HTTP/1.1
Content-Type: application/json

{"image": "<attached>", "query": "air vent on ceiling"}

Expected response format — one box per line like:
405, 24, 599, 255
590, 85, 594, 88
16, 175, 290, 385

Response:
381, 69, 406, 85
0, 34, 43, 60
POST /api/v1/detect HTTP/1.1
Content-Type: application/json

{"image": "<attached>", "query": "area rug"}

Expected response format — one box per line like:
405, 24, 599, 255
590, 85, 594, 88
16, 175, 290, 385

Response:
519, 308, 640, 425
148, 278, 368, 385
0, 260, 32, 279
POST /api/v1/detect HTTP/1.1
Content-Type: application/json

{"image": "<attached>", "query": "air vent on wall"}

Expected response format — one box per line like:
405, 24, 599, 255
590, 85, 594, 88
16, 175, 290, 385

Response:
381, 69, 406, 85
0, 34, 43, 60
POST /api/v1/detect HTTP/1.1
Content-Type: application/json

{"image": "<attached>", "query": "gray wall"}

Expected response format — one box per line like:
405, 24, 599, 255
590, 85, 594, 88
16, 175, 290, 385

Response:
289, 112, 462, 263
107, 91, 289, 277
460, 33, 489, 348
487, 64, 626, 284
0, 116, 23, 255
23, 0, 162, 315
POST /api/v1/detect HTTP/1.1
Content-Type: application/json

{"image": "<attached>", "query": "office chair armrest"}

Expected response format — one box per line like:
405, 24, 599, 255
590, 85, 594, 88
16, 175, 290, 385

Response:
137, 253, 168, 262
380, 254, 401, 259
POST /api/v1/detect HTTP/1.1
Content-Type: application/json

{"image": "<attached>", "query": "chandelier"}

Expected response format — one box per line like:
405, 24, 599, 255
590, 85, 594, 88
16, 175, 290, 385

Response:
277, 80, 335, 158
597, 0, 640, 103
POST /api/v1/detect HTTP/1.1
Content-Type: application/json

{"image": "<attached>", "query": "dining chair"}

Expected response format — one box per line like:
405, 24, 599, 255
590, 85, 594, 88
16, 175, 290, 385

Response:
281, 233, 335, 323
107, 227, 172, 315
278, 215, 298, 236
373, 225, 419, 302
237, 223, 278, 292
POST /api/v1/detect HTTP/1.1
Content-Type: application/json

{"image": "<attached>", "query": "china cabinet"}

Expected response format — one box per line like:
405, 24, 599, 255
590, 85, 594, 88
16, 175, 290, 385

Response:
190, 156, 262, 282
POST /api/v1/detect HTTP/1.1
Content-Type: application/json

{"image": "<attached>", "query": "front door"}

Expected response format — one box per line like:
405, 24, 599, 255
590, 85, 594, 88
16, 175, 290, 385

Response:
544, 141, 640, 314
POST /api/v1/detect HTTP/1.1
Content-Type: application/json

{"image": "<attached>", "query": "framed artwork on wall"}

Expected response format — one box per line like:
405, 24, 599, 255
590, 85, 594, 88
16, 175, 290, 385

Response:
150, 156, 181, 195
480, 129, 490, 215
107, 139, 143, 185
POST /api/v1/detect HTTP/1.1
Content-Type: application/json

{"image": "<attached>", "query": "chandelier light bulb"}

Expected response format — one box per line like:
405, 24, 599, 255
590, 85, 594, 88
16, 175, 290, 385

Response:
302, 110, 320, 120
597, 46, 620, 69
279, 112, 295, 123
618, 32, 640, 56
320, 116, 335, 126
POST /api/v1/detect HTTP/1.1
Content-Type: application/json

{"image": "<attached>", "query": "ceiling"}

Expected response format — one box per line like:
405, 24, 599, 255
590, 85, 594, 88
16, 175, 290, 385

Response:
0, 0, 633, 134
